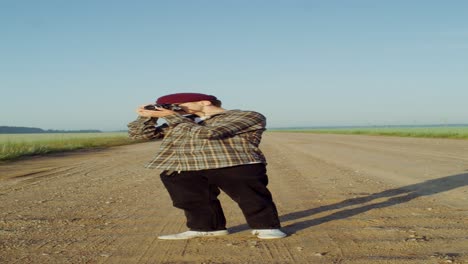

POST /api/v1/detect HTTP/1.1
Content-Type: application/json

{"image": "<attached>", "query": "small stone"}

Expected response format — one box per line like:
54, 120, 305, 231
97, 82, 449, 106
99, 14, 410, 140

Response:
100, 254, 111, 257
249, 241, 258, 248
226, 243, 233, 246
249, 241, 258, 246
426, 208, 432, 211
296, 247, 303, 251
417, 236, 429, 242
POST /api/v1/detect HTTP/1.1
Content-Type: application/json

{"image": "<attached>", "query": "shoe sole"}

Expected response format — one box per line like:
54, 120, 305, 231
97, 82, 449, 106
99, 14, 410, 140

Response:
158, 230, 229, 240
257, 235, 287, 239
252, 230, 287, 239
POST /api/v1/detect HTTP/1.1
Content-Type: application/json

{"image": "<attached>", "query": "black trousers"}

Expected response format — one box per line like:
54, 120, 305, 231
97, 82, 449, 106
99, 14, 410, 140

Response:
160, 163, 281, 231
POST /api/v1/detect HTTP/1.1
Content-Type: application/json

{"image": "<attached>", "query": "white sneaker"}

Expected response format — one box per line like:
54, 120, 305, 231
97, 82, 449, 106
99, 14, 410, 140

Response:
158, 230, 229, 240
252, 229, 287, 239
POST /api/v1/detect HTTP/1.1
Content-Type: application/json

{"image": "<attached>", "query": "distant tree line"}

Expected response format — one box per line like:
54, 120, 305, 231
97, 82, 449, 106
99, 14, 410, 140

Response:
0, 126, 102, 134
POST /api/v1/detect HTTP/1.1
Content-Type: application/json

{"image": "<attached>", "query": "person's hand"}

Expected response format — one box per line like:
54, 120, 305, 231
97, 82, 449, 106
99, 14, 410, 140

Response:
136, 105, 177, 118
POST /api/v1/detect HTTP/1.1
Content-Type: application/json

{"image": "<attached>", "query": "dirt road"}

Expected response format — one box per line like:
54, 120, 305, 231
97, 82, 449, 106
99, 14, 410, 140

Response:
1, 133, 467, 264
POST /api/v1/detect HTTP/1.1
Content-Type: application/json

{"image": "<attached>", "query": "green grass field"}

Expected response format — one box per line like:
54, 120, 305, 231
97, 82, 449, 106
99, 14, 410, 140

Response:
0, 132, 137, 161
269, 126, 468, 140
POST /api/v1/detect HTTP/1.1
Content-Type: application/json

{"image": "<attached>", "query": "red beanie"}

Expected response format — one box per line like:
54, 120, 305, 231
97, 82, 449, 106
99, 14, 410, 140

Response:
156, 93, 217, 104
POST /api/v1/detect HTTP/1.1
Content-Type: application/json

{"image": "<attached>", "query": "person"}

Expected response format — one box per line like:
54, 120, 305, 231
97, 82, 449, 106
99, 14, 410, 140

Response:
127, 92, 286, 240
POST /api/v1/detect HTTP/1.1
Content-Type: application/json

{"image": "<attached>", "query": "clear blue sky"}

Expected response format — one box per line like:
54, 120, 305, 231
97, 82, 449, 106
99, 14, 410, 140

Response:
1, 0, 467, 131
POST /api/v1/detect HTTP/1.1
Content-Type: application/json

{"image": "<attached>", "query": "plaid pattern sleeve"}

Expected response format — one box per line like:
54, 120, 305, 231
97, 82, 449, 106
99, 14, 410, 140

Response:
146, 110, 268, 171
127, 116, 167, 140
162, 111, 266, 139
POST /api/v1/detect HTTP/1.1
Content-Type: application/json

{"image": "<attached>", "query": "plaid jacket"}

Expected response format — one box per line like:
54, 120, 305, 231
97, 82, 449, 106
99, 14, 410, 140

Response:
127, 110, 267, 171
127, 116, 168, 140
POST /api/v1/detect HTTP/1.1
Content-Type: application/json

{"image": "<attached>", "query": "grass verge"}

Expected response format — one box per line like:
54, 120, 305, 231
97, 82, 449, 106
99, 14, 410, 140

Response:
0, 133, 139, 161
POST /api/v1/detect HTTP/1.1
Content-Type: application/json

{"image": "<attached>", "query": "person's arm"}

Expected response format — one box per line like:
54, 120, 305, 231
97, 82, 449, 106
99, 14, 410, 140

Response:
127, 116, 167, 140
163, 111, 266, 139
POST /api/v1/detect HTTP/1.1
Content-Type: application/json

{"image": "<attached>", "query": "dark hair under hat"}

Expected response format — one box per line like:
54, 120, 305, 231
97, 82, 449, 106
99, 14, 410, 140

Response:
156, 93, 217, 104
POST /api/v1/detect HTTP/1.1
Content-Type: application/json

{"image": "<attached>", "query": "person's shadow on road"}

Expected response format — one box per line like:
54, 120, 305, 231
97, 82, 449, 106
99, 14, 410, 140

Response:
280, 172, 468, 234
229, 172, 468, 235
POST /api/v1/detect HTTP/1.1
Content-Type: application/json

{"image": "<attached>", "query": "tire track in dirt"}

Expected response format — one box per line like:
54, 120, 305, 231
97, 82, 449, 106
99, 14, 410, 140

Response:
309, 136, 468, 163
268, 133, 468, 208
